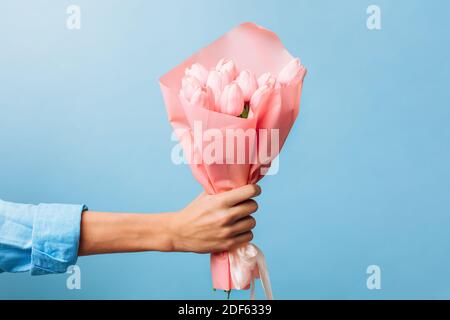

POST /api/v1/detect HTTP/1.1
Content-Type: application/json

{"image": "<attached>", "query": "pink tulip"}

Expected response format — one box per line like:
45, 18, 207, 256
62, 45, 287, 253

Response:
236, 70, 258, 101
216, 58, 237, 83
257, 72, 276, 88
206, 70, 223, 107
185, 63, 209, 86
278, 58, 305, 84
190, 87, 215, 110
250, 85, 273, 112
219, 83, 245, 117
181, 75, 201, 101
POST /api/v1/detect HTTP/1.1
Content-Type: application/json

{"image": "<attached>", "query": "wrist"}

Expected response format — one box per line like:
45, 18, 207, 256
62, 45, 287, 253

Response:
143, 212, 178, 252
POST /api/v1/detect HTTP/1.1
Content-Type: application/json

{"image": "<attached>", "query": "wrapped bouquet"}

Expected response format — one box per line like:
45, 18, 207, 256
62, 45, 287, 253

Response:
159, 22, 306, 299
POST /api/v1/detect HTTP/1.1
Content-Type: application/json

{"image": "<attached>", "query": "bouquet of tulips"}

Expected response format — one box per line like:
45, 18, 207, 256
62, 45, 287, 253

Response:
160, 23, 306, 299
181, 57, 304, 119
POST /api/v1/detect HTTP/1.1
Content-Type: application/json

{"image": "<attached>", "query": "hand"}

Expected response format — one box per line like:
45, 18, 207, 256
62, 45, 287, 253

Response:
167, 184, 261, 254
77, 184, 261, 256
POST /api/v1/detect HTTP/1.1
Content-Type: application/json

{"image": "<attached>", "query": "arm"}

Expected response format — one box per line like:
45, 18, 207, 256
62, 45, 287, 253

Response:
79, 184, 261, 255
0, 184, 260, 274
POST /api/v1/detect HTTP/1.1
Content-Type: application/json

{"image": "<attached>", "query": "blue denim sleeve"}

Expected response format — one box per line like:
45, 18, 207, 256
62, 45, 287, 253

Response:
0, 199, 87, 275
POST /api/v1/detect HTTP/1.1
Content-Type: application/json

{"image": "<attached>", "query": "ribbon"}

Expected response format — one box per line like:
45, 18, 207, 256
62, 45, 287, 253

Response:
228, 243, 273, 300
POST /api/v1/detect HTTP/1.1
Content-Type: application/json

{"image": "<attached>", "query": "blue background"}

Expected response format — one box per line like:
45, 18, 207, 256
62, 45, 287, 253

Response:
1, 0, 450, 299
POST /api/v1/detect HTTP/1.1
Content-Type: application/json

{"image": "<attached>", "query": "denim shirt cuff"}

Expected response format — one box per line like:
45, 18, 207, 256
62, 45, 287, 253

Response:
30, 203, 87, 275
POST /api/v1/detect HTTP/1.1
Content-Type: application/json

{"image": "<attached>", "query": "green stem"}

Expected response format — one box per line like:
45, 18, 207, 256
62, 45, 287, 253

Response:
239, 102, 250, 119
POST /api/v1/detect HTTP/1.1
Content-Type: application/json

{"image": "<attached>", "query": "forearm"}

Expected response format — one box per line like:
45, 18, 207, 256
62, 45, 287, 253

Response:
78, 211, 175, 256
1, 185, 258, 274
77, 185, 260, 256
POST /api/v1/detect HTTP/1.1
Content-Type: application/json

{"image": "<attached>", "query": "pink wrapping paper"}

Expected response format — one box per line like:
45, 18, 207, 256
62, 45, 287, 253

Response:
159, 22, 306, 298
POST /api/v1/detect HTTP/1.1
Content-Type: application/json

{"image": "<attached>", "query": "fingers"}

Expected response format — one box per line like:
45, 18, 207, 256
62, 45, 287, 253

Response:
227, 199, 258, 223
229, 216, 256, 236
216, 231, 255, 252
220, 184, 261, 207
228, 231, 254, 250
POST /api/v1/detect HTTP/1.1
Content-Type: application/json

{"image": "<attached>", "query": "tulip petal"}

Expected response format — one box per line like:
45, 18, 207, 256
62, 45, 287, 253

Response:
181, 75, 201, 101
216, 58, 238, 86
250, 85, 273, 113
278, 58, 303, 84
186, 63, 209, 86
236, 70, 258, 102
257, 72, 276, 88
220, 83, 245, 117
206, 70, 223, 108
